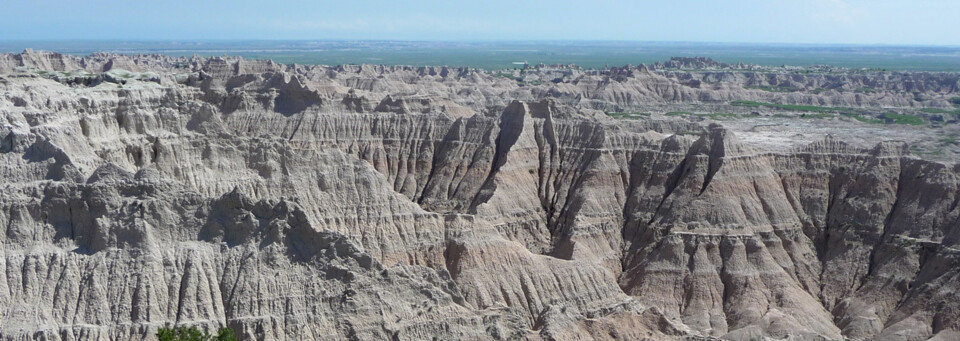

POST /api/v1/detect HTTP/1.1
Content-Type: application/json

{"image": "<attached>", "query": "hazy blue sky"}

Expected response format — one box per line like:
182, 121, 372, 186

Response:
3, 0, 959, 45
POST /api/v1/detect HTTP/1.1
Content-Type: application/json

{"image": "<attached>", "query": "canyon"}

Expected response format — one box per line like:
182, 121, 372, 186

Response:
1, 50, 960, 340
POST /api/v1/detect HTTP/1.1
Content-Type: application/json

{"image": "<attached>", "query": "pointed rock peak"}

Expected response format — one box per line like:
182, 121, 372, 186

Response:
86, 163, 134, 184
341, 91, 367, 112
690, 124, 749, 158
234, 60, 244, 74
287, 74, 306, 89
375, 95, 413, 114
873, 141, 909, 157
526, 99, 557, 119
661, 133, 697, 153
502, 100, 530, 118
507, 98, 571, 119
501, 99, 570, 119
216, 186, 254, 209
102, 59, 116, 72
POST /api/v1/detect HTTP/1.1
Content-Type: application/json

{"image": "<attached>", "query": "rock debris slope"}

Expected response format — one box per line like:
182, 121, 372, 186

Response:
1, 50, 960, 340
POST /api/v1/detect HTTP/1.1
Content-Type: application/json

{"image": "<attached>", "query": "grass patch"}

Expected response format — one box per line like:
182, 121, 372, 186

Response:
663, 112, 742, 120
950, 97, 960, 106
880, 113, 925, 126
700, 113, 741, 119
908, 146, 941, 157
799, 113, 834, 119
731, 100, 849, 113
841, 113, 884, 124
493, 72, 518, 80
919, 108, 958, 114
940, 136, 958, 145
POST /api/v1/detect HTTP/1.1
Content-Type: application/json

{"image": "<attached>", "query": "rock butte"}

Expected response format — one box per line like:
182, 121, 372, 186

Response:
1, 50, 959, 341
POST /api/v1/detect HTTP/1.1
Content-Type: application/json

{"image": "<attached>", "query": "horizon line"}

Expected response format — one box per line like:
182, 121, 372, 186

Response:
2, 39, 960, 49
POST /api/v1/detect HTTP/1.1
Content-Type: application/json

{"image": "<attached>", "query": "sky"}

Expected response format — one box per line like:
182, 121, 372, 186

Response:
2, 0, 959, 46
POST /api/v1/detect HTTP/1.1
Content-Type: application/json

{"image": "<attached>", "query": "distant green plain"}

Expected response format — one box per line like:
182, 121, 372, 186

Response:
5, 41, 960, 71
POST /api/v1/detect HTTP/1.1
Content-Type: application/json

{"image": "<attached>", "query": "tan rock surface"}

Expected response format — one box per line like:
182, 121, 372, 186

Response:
2, 51, 960, 340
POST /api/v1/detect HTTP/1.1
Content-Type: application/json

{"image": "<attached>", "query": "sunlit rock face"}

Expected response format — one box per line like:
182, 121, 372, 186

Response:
1, 51, 959, 340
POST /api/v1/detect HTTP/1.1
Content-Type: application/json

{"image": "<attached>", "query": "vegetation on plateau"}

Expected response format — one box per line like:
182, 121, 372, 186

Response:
606, 112, 650, 119
880, 113, 925, 125
918, 108, 959, 115
666, 112, 742, 120
731, 100, 850, 113
731, 100, 933, 125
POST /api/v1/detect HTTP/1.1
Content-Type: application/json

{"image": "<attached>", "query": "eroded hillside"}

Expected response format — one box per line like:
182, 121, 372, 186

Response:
1, 51, 959, 340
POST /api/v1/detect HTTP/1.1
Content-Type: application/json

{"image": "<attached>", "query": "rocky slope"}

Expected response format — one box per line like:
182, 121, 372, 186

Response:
1, 51, 959, 340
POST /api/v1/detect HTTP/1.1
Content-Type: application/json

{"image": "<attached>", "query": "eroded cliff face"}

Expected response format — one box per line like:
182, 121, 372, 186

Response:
1, 52, 959, 340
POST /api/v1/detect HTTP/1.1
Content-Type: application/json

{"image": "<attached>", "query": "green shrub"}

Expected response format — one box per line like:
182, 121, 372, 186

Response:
664, 112, 740, 119
157, 326, 237, 341
841, 113, 884, 124
950, 97, 960, 106
215, 328, 238, 341
799, 113, 834, 119
918, 108, 955, 114
880, 113, 925, 126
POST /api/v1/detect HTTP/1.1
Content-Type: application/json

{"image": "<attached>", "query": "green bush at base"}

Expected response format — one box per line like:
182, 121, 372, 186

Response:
157, 326, 237, 341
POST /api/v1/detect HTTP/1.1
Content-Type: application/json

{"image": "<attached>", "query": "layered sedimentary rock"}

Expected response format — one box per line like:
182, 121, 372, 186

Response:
5, 50, 959, 114
1, 51, 960, 340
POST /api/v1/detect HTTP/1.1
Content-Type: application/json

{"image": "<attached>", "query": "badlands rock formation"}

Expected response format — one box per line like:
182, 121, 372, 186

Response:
1, 50, 959, 340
